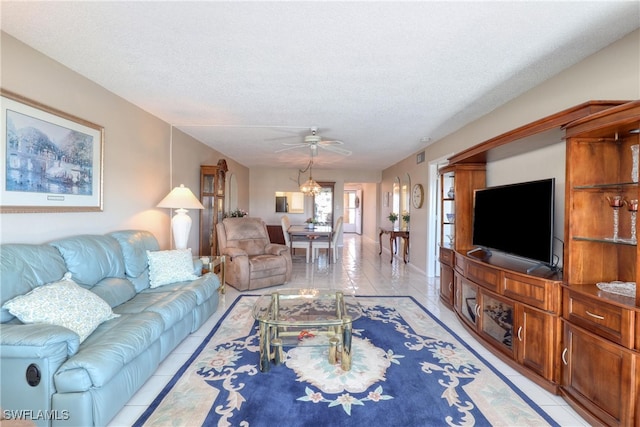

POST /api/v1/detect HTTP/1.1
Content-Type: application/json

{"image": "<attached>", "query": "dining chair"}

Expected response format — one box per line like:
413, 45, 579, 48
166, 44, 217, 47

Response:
281, 215, 311, 263
312, 216, 343, 263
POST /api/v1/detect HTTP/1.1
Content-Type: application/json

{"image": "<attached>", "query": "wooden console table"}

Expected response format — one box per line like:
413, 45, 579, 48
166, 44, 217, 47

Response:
378, 228, 409, 263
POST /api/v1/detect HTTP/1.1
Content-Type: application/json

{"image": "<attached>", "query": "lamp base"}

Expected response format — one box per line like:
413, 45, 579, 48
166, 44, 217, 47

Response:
172, 208, 192, 250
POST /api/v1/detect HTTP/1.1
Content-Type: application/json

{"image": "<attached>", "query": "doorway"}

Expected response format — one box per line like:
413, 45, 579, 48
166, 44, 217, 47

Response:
343, 189, 362, 234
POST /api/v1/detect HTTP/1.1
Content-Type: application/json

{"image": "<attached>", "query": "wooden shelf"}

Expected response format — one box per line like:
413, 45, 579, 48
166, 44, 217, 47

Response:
438, 100, 640, 426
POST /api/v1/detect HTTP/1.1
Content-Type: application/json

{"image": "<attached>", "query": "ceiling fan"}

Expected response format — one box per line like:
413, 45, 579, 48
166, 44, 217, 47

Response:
274, 127, 352, 156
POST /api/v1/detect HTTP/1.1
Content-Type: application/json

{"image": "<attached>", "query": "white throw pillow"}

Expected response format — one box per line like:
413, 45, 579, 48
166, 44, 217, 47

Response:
147, 249, 198, 288
2, 273, 119, 343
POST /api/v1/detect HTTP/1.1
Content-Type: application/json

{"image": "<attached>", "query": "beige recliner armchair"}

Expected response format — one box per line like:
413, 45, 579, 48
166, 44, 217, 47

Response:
217, 217, 292, 291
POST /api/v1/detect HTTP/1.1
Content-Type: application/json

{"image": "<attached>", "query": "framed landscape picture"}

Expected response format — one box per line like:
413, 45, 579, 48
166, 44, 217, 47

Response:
1, 90, 104, 212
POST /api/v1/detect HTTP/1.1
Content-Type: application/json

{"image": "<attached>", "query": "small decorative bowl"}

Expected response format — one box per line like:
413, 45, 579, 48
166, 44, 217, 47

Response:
446, 213, 455, 223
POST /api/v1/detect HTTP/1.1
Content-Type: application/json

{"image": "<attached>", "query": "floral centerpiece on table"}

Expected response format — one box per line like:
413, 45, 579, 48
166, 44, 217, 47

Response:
387, 212, 398, 224
226, 208, 248, 218
402, 211, 410, 223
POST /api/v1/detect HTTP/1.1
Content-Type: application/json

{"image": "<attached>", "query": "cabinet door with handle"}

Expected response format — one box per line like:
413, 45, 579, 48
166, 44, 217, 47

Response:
515, 305, 560, 382
561, 321, 637, 427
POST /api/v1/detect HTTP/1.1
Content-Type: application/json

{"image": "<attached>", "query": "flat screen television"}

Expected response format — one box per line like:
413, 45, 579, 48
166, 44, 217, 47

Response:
472, 178, 555, 266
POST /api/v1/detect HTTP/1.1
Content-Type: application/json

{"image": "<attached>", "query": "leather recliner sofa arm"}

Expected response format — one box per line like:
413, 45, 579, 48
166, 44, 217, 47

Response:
1, 323, 80, 358
264, 243, 289, 256
1, 324, 79, 419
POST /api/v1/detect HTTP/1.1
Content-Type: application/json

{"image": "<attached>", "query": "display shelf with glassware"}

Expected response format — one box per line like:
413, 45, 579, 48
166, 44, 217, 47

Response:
438, 164, 485, 308
561, 100, 639, 427
199, 159, 228, 258
438, 101, 629, 402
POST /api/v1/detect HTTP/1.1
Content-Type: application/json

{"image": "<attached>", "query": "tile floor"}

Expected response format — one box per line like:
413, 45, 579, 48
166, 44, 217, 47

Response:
108, 233, 589, 426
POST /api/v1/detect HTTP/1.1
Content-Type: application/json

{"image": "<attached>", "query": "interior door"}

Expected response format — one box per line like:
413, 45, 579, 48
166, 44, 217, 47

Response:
343, 189, 362, 234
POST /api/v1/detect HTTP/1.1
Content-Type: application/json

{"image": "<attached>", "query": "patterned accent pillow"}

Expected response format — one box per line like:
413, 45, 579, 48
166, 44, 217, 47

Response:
2, 273, 119, 343
147, 249, 198, 288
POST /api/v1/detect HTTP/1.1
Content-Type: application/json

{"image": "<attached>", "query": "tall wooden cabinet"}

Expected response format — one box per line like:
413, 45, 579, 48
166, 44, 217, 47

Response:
199, 159, 228, 257
437, 101, 635, 414
438, 164, 485, 307
561, 101, 640, 426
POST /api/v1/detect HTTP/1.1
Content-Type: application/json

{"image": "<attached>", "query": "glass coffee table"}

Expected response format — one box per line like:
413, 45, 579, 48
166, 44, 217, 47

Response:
252, 289, 361, 373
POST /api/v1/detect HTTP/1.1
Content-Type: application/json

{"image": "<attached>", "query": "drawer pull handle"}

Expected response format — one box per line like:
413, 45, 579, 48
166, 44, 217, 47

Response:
517, 326, 523, 342
585, 310, 605, 320
475, 304, 481, 317
562, 348, 568, 365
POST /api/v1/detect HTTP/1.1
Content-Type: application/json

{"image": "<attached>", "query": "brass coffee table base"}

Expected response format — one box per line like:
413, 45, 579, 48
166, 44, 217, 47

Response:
254, 290, 359, 373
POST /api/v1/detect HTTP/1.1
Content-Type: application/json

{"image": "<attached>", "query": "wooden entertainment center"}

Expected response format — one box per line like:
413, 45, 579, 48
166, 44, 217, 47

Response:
438, 100, 640, 426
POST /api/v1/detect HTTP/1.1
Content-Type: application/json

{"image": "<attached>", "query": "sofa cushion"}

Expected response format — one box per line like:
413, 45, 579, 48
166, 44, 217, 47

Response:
113, 290, 197, 331
1, 244, 68, 322
50, 235, 125, 286
146, 249, 198, 288
144, 273, 220, 305
109, 230, 160, 278
89, 277, 137, 308
2, 274, 119, 343
54, 311, 165, 391
221, 217, 270, 256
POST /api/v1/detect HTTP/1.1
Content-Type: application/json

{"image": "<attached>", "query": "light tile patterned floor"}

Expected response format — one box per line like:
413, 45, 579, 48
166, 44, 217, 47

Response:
108, 234, 589, 426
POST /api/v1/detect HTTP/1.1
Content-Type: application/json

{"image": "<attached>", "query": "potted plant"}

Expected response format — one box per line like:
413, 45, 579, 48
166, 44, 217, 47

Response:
387, 212, 398, 225
402, 211, 410, 229
226, 208, 248, 218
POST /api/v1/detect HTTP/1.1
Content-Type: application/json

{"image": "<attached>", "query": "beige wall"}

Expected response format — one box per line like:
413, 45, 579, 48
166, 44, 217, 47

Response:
249, 167, 381, 246
382, 29, 640, 274
0, 33, 249, 250
2, 27, 638, 272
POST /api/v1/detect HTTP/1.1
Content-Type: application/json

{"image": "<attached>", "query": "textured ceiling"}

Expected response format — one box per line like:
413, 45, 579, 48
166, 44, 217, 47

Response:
1, 1, 639, 170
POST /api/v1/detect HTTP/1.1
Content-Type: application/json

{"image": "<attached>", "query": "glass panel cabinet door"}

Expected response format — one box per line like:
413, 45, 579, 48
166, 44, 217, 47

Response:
460, 280, 478, 326
200, 160, 227, 257
481, 293, 514, 352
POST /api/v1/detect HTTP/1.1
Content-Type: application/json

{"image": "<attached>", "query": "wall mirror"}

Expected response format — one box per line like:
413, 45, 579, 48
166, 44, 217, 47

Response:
275, 191, 305, 213
401, 173, 411, 229
392, 177, 400, 223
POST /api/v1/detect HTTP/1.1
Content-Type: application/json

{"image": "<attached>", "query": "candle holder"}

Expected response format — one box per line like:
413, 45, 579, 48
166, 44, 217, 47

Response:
625, 198, 638, 243
607, 196, 624, 241
631, 144, 639, 182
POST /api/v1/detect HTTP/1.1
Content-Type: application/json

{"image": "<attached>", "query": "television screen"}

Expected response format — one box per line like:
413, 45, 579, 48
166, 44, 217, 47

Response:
472, 178, 555, 265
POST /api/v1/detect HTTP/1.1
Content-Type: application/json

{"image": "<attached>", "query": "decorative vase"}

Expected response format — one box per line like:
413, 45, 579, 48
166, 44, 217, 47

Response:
447, 187, 455, 199
626, 198, 638, 243
631, 145, 639, 182
607, 195, 623, 241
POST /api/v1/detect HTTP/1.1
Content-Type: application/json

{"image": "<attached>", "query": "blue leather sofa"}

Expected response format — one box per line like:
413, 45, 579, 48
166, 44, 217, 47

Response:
0, 230, 221, 426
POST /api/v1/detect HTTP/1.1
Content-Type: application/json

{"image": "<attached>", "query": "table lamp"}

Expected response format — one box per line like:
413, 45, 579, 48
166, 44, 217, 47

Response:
157, 184, 204, 249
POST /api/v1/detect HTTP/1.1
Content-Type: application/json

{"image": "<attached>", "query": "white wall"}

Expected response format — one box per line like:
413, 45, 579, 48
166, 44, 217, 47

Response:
249, 168, 381, 242
0, 33, 250, 250
382, 29, 640, 274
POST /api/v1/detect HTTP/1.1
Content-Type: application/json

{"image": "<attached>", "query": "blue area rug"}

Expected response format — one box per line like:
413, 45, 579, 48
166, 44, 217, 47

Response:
134, 295, 558, 426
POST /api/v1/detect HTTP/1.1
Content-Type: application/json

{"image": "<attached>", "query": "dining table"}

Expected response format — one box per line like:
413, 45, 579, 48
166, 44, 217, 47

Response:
287, 224, 333, 264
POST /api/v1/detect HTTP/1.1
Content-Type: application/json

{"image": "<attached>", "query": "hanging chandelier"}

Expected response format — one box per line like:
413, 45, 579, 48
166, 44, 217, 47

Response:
299, 159, 322, 196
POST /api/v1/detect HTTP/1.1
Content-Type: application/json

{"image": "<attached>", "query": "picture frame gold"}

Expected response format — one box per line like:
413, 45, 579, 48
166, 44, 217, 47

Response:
1, 89, 104, 213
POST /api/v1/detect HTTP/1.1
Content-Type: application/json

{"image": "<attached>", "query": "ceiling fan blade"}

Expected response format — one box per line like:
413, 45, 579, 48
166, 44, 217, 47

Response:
264, 134, 301, 142
318, 139, 344, 146
281, 141, 309, 146
274, 144, 306, 153
319, 145, 352, 156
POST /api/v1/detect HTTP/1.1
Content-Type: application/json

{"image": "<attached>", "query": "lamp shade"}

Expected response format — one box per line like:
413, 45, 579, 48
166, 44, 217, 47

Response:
157, 184, 204, 250
157, 184, 204, 210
